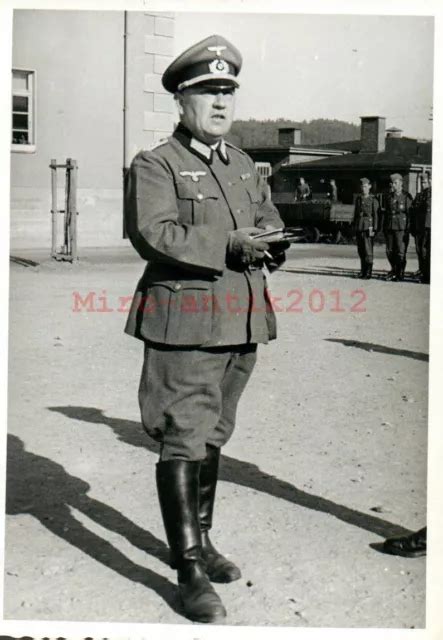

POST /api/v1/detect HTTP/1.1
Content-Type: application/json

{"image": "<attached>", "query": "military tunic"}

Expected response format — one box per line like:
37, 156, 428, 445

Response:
124, 124, 284, 460
295, 183, 311, 201
411, 186, 431, 282
353, 193, 379, 271
382, 190, 413, 273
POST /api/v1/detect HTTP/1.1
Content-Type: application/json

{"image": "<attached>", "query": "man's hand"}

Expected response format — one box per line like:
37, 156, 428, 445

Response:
264, 242, 289, 273
227, 227, 270, 268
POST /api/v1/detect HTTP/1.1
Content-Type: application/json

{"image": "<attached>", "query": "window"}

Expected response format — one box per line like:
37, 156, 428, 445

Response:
11, 69, 35, 152
255, 162, 272, 178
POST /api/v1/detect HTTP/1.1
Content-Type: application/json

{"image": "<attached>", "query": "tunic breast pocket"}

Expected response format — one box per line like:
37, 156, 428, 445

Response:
230, 180, 260, 226
175, 181, 220, 225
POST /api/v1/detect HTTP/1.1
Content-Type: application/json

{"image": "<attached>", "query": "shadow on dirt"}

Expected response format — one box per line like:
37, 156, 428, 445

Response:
326, 338, 429, 362
10, 255, 39, 268
6, 434, 181, 616
46, 406, 413, 541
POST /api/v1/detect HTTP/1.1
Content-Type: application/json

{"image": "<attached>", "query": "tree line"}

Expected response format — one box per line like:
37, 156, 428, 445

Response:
226, 118, 360, 148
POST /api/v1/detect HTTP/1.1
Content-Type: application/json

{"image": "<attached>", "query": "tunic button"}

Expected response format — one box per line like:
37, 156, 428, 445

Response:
228, 182, 232, 186
236, 209, 242, 214
174, 283, 182, 290
197, 193, 203, 201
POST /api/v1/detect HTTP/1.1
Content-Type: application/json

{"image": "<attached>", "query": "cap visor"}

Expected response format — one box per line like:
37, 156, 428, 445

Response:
177, 73, 239, 91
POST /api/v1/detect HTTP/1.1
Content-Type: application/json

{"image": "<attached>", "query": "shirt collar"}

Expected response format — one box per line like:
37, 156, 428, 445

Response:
174, 123, 229, 164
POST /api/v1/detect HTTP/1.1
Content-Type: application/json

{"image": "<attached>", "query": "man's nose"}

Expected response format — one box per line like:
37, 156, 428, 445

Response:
212, 93, 227, 107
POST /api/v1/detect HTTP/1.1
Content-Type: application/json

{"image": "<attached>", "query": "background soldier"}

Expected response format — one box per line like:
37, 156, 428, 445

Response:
124, 35, 286, 624
382, 173, 413, 281
411, 171, 432, 284
328, 178, 338, 202
295, 176, 311, 201
353, 177, 379, 279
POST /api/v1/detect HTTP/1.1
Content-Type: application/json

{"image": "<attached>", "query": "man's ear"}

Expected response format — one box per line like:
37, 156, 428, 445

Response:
174, 91, 184, 116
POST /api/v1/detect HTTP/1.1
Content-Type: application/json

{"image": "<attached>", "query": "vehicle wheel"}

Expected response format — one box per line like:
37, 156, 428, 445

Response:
303, 226, 320, 243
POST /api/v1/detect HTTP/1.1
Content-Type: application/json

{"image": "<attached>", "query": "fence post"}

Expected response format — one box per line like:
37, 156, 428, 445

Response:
50, 158, 57, 258
64, 157, 71, 256
69, 159, 78, 260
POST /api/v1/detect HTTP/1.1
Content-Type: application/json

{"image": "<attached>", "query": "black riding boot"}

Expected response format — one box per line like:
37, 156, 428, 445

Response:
200, 444, 241, 583
156, 460, 226, 623
396, 259, 405, 281
363, 263, 372, 279
400, 258, 407, 281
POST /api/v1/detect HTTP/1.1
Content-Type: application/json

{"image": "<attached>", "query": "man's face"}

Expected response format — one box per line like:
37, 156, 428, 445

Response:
177, 85, 236, 144
391, 178, 402, 193
362, 182, 371, 196
420, 176, 429, 190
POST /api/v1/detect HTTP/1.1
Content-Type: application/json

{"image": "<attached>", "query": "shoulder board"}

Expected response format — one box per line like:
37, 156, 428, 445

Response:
225, 141, 248, 156
145, 137, 170, 152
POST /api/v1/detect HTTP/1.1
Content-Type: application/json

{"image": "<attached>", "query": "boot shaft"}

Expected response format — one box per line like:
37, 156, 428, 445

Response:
156, 459, 202, 561
199, 444, 220, 532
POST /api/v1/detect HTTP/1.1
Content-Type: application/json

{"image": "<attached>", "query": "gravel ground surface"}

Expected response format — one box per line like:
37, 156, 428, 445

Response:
4, 244, 428, 630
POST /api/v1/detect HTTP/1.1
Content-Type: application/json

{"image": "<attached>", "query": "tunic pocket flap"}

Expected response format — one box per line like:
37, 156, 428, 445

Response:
147, 279, 212, 292
175, 181, 219, 201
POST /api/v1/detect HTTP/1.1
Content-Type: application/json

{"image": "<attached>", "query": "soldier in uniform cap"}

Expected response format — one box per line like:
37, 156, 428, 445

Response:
353, 177, 380, 278
124, 35, 287, 623
382, 173, 413, 281
410, 171, 432, 283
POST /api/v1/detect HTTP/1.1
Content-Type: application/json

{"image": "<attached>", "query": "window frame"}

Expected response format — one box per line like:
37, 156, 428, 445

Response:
11, 67, 36, 154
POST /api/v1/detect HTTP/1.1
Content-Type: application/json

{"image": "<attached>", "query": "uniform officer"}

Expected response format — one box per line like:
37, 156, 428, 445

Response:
295, 176, 311, 201
382, 173, 413, 281
124, 35, 286, 623
411, 172, 431, 283
353, 177, 379, 279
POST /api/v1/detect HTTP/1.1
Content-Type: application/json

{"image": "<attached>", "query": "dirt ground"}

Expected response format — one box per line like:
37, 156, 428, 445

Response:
4, 243, 428, 630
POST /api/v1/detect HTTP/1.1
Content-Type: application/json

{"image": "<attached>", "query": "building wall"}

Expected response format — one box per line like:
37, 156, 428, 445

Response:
125, 11, 176, 163
10, 10, 175, 250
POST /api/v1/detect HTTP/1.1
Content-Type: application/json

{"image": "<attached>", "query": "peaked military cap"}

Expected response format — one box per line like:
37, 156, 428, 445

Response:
360, 177, 371, 185
390, 173, 403, 182
162, 34, 242, 93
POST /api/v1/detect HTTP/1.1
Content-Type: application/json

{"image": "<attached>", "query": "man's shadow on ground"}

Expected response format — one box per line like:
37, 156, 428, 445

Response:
47, 406, 412, 541
7, 405, 418, 615
6, 434, 181, 616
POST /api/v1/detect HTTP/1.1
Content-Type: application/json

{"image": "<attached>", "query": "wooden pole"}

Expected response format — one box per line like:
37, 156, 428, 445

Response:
50, 158, 57, 258
70, 159, 78, 260
64, 158, 71, 255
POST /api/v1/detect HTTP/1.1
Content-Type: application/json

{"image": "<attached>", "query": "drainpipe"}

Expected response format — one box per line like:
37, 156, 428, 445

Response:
122, 10, 128, 236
